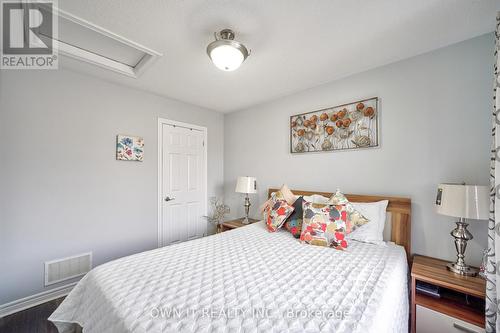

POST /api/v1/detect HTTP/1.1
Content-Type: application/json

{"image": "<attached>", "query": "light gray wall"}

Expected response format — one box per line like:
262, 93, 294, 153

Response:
224, 33, 494, 266
0, 33, 493, 306
0, 69, 224, 304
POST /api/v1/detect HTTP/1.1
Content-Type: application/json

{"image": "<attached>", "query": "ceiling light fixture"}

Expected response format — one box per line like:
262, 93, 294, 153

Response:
206, 29, 250, 71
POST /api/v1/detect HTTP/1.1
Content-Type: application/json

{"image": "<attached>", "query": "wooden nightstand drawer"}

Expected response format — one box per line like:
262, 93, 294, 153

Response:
416, 305, 485, 333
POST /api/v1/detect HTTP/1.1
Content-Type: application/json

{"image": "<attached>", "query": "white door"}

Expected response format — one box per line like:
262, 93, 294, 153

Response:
159, 120, 207, 246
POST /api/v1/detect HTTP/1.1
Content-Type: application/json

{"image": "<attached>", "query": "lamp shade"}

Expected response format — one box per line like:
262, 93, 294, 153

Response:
235, 176, 257, 194
435, 184, 489, 220
208, 44, 245, 71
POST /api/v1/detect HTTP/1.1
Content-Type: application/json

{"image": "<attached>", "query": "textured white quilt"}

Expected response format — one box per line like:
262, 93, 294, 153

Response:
49, 221, 408, 333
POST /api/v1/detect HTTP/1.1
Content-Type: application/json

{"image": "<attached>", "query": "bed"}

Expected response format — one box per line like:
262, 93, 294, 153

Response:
49, 189, 411, 333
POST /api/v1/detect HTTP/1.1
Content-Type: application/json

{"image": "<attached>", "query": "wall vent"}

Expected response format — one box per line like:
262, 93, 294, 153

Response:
44, 252, 92, 286
35, 4, 162, 78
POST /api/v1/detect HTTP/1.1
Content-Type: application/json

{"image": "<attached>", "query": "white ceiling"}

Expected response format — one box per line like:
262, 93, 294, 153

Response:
59, 0, 499, 113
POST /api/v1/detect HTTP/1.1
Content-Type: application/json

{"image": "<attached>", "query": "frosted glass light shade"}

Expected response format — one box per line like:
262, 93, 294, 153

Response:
209, 45, 245, 71
235, 176, 257, 194
206, 29, 249, 72
435, 184, 489, 220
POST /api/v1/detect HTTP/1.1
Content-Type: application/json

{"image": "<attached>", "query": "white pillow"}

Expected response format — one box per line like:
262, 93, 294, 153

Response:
302, 194, 330, 205
347, 200, 389, 245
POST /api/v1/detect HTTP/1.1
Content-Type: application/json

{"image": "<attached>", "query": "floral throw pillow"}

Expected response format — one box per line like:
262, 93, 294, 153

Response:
259, 184, 297, 213
264, 198, 295, 232
327, 190, 369, 232
300, 200, 349, 250
283, 196, 304, 238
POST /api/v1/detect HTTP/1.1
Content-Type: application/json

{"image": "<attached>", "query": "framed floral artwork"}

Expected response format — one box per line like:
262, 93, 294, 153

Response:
290, 97, 379, 153
116, 135, 144, 161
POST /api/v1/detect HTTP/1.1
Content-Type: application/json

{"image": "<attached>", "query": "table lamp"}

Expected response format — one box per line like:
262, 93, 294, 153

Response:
435, 183, 489, 276
235, 176, 257, 224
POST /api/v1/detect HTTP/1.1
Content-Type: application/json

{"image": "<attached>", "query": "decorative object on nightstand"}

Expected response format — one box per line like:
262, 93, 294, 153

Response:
411, 255, 485, 333
235, 176, 257, 224
204, 197, 230, 234
435, 184, 489, 276
219, 218, 259, 233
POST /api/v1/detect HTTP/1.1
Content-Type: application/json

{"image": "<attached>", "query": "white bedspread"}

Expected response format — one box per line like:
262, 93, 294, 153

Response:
49, 221, 408, 333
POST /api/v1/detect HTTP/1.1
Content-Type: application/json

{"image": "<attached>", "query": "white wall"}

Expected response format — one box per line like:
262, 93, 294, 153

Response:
224, 33, 493, 266
0, 33, 493, 306
0, 68, 224, 304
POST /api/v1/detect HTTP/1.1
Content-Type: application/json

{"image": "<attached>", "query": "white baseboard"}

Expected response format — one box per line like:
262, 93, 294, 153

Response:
0, 282, 76, 318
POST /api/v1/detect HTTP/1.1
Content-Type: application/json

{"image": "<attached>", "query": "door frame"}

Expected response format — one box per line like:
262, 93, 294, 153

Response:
157, 118, 208, 247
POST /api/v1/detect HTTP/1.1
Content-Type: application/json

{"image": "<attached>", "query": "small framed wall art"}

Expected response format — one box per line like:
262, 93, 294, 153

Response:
116, 135, 144, 161
290, 97, 378, 153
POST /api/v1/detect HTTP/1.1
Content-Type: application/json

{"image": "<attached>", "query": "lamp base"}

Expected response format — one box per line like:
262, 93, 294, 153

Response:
446, 262, 478, 277
447, 219, 477, 277
242, 194, 251, 225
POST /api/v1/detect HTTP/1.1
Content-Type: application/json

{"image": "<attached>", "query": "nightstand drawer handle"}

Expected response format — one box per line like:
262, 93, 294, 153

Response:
453, 323, 480, 333
165, 196, 175, 202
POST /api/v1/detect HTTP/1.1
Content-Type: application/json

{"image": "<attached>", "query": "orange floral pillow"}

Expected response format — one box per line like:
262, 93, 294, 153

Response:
300, 200, 349, 250
264, 199, 295, 232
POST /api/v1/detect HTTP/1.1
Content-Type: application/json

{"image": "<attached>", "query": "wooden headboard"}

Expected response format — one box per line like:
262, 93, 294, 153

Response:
268, 188, 412, 258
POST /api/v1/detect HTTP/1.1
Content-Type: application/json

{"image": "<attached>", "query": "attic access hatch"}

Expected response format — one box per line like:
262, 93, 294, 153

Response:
37, 5, 161, 78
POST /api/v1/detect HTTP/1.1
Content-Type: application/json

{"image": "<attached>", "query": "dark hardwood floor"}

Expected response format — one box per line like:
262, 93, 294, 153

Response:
0, 297, 64, 333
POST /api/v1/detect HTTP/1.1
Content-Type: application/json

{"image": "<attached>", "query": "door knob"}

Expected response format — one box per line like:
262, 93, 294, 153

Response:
165, 196, 175, 202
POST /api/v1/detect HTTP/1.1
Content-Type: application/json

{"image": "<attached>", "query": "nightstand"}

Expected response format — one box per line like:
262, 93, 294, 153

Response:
411, 255, 486, 333
218, 218, 259, 233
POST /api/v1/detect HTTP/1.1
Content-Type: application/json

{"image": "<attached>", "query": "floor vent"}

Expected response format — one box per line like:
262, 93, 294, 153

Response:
44, 252, 92, 286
